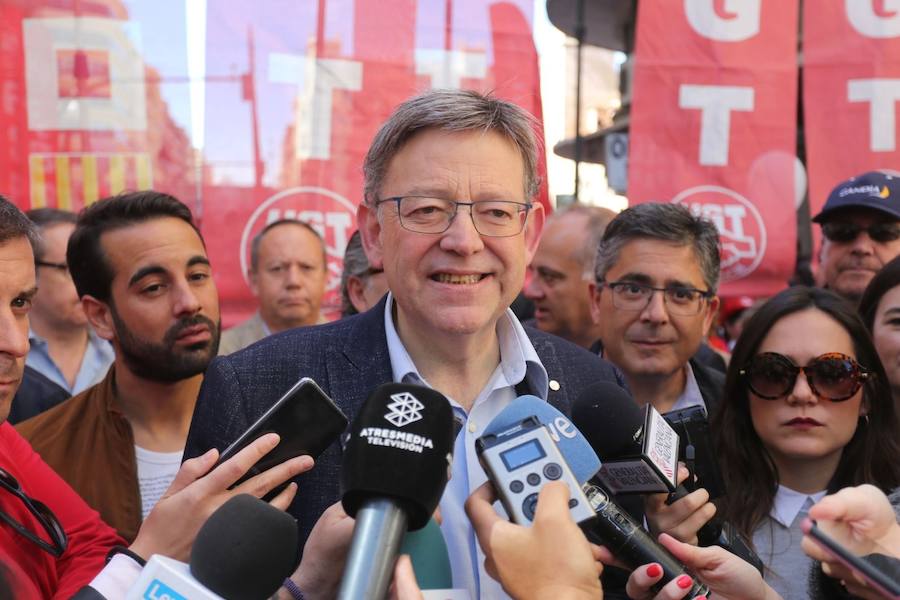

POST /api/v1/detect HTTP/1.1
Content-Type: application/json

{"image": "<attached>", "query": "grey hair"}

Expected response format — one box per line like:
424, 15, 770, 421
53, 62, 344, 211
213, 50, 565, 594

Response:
249, 219, 326, 273
363, 89, 542, 202
594, 203, 721, 293
340, 230, 373, 317
0, 196, 40, 250
25, 208, 77, 261
548, 204, 617, 280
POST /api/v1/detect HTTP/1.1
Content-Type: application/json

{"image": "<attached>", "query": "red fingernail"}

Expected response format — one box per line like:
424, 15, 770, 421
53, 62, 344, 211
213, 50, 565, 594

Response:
676, 575, 693, 589
646, 563, 662, 578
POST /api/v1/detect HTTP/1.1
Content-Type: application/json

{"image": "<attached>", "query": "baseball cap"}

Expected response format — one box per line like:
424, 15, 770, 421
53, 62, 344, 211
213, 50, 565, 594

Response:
813, 171, 900, 223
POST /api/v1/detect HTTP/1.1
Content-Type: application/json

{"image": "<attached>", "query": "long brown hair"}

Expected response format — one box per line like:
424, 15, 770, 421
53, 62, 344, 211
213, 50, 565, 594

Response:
713, 286, 900, 537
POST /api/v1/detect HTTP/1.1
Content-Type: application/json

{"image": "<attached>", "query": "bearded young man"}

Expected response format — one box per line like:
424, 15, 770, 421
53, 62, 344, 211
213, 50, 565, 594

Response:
18, 191, 221, 543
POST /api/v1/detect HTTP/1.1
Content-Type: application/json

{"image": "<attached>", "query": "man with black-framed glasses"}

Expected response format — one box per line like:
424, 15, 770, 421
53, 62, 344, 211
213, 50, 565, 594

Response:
588, 203, 726, 565
590, 203, 723, 415
24, 209, 114, 396
814, 171, 900, 304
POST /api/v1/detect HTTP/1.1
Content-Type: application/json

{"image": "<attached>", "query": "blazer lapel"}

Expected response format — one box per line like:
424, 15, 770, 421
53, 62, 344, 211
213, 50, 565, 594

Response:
324, 297, 394, 423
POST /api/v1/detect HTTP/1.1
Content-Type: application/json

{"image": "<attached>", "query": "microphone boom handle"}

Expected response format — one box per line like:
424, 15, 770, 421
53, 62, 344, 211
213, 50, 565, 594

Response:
584, 485, 708, 599
338, 499, 409, 600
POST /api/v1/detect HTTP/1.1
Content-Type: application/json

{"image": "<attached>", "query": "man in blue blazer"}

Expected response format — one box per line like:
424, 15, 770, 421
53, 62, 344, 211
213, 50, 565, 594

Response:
184, 89, 628, 599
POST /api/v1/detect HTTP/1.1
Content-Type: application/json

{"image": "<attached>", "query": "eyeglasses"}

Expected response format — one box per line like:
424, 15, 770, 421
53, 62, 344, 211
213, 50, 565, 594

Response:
740, 352, 870, 401
599, 281, 714, 316
35, 260, 69, 274
375, 196, 533, 237
821, 222, 900, 244
0, 466, 68, 557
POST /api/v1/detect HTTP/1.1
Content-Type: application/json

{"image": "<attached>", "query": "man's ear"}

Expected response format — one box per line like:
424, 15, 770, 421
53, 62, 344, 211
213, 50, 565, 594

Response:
703, 295, 721, 337
588, 282, 601, 325
357, 201, 384, 269
523, 203, 545, 263
347, 275, 369, 314
82, 295, 114, 341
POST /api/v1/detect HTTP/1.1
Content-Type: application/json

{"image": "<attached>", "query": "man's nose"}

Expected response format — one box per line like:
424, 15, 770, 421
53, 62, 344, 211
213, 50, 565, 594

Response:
439, 206, 485, 255
639, 290, 669, 324
523, 271, 544, 300
0, 310, 29, 359
173, 281, 203, 316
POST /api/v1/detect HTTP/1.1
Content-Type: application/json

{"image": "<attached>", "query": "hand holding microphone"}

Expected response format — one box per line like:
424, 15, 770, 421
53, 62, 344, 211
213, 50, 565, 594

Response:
475, 394, 708, 599
644, 466, 717, 546
572, 381, 761, 575
622, 534, 781, 600
466, 480, 603, 600
125, 494, 303, 600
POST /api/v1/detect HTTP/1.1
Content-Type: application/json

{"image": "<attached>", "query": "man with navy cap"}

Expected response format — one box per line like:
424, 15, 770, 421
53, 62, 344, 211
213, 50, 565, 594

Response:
814, 171, 900, 303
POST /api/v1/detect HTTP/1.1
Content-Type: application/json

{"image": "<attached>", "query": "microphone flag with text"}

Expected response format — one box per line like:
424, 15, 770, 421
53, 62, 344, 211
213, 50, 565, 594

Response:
572, 382, 680, 495
338, 382, 454, 600
572, 381, 763, 573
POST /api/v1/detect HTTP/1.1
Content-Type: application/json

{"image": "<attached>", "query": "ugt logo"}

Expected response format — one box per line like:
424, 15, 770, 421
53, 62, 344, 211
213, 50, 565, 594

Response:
672, 185, 767, 282
384, 392, 424, 427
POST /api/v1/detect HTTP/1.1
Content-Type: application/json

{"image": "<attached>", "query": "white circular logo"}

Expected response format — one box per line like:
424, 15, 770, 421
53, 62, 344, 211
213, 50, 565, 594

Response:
671, 185, 767, 282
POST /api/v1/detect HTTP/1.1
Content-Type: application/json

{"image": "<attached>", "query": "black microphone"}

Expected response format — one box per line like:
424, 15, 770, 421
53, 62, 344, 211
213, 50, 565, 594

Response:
572, 382, 680, 495
572, 382, 764, 573
338, 383, 454, 600
190, 494, 301, 600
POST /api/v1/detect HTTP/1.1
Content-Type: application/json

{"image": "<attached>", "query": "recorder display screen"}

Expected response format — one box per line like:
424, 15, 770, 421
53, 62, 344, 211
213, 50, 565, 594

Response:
501, 439, 546, 471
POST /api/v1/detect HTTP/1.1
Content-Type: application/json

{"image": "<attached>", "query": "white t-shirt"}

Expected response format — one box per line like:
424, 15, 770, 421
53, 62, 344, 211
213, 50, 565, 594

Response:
135, 445, 183, 519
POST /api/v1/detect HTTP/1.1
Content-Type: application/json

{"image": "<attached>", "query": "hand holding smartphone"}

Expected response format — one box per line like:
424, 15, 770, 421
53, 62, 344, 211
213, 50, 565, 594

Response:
214, 378, 349, 488
802, 517, 900, 600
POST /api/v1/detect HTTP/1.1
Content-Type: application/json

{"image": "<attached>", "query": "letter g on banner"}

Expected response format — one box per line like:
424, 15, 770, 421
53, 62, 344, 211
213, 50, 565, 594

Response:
846, 0, 900, 38
684, 0, 761, 41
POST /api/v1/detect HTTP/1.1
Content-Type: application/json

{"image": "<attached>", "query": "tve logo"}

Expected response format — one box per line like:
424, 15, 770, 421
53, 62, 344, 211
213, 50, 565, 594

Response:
142, 579, 187, 600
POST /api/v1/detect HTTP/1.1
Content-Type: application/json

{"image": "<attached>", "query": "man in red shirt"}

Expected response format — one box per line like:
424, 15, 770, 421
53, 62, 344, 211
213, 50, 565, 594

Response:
0, 195, 312, 597
0, 196, 121, 598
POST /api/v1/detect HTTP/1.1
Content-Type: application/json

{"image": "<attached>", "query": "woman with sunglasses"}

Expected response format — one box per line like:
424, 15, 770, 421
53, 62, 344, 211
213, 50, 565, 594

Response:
711, 286, 900, 599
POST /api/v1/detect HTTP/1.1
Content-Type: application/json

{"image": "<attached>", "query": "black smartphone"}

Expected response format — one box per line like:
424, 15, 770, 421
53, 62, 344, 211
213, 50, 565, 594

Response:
215, 377, 349, 488
803, 518, 900, 600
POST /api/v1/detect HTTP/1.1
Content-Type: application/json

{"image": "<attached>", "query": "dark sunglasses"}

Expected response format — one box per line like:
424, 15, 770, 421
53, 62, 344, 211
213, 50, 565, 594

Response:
821, 222, 900, 244
0, 466, 67, 557
740, 352, 870, 402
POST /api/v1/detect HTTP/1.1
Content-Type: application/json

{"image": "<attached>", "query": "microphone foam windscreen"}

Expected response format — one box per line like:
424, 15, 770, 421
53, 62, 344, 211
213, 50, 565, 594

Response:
482, 395, 601, 483
571, 381, 644, 459
341, 383, 454, 530
190, 494, 300, 600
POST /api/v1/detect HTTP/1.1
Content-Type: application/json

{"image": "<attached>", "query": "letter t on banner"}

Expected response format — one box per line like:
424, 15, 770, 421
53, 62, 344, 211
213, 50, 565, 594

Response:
628, 0, 798, 297
804, 2, 900, 221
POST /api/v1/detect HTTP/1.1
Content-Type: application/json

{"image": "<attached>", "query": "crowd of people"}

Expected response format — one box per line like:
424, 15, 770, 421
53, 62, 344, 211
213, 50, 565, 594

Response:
1, 88, 899, 599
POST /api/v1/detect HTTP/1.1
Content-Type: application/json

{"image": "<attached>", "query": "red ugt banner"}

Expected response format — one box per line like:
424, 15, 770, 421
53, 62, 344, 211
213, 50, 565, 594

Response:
200, 0, 546, 325
628, 0, 798, 297
804, 1, 900, 218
